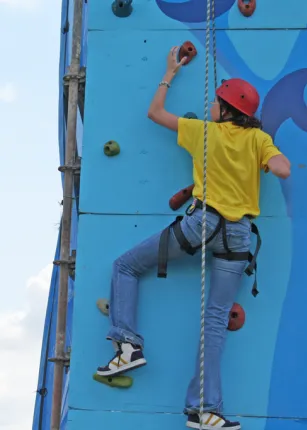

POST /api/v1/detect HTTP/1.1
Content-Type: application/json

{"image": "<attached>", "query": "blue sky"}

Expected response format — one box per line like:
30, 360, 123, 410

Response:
0, 0, 62, 428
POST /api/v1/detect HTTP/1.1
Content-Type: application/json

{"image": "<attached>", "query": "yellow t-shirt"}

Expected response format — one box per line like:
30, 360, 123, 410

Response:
177, 118, 281, 221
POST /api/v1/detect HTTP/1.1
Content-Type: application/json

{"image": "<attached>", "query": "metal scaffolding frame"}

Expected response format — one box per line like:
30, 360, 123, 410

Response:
50, 0, 84, 428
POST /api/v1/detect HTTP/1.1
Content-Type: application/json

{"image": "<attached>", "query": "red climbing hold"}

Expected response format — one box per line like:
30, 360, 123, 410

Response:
228, 303, 245, 331
179, 42, 197, 66
169, 184, 194, 210
238, 0, 256, 17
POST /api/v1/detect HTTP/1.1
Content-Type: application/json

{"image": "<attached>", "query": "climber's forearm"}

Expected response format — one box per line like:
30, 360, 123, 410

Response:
147, 72, 179, 131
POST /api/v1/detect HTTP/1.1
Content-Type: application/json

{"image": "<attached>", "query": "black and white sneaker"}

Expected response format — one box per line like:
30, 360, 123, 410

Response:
97, 342, 147, 376
186, 413, 241, 429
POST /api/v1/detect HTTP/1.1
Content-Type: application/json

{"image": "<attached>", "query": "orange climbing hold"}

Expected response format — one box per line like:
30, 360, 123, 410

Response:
179, 42, 197, 66
228, 303, 245, 331
169, 184, 194, 210
238, 0, 256, 17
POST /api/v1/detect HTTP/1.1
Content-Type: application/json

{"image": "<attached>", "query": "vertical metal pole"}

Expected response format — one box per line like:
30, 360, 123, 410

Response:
51, 1, 83, 428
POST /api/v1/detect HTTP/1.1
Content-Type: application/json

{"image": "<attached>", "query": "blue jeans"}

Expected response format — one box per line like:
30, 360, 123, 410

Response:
107, 208, 251, 413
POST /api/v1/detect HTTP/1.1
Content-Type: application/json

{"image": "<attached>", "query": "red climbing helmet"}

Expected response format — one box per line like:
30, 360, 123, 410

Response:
216, 78, 260, 117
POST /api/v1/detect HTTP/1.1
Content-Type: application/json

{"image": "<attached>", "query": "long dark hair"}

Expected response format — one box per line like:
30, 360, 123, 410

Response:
218, 97, 262, 129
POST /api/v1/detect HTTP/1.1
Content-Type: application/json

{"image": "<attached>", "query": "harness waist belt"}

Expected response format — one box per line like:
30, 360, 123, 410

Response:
194, 199, 253, 220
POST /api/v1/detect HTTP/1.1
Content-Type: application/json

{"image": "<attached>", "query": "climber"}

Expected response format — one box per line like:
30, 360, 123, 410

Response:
97, 46, 291, 429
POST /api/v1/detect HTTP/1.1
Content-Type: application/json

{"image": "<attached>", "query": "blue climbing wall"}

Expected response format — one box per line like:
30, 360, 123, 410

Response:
68, 1, 307, 429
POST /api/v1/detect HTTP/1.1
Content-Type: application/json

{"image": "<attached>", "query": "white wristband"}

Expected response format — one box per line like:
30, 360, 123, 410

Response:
159, 81, 171, 88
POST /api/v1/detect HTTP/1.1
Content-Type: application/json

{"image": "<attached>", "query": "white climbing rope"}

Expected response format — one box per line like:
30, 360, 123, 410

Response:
200, 0, 216, 427
211, 0, 217, 92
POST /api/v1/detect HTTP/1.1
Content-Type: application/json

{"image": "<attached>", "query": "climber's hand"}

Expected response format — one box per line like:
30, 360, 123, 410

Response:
166, 46, 187, 76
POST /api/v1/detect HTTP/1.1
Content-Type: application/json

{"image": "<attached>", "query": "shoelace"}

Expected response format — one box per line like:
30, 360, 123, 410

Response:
109, 344, 123, 367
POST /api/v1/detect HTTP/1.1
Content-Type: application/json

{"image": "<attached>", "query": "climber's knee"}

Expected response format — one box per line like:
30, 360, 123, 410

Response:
113, 251, 143, 278
205, 305, 230, 333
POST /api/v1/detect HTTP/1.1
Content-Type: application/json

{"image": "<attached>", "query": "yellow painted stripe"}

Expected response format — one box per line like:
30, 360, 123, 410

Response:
111, 361, 120, 368
212, 417, 222, 426
205, 414, 213, 425
120, 357, 128, 365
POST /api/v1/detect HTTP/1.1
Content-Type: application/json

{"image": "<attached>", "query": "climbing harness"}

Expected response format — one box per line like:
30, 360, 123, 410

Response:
158, 199, 261, 297
157, 0, 262, 427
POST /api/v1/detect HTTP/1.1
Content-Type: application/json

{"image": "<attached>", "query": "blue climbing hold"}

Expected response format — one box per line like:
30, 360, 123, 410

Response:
184, 112, 198, 119
112, 0, 133, 18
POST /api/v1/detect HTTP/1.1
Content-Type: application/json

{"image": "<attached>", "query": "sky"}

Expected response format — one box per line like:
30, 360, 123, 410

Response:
0, 0, 62, 428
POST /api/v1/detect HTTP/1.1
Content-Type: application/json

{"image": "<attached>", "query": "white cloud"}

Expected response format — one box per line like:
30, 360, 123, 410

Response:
0, 264, 52, 430
0, 0, 39, 9
0, 83, 17, 104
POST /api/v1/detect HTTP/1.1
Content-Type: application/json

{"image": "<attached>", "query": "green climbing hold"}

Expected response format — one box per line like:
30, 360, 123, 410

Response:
104, 140, 120, 156
93, 373, 133, 388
